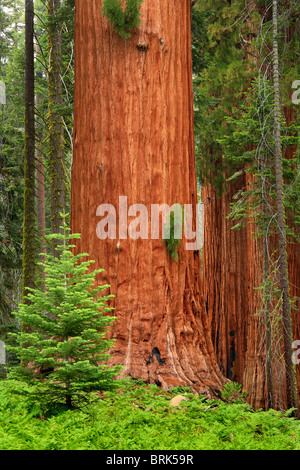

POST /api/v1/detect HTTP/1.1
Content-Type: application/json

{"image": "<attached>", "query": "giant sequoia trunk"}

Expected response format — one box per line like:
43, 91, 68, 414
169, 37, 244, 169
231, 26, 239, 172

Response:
202, 178, 300, 410
202, 176, 249, 385
201, 0, 300, 412
202, 146, 300, 411
71, 0, 225, 394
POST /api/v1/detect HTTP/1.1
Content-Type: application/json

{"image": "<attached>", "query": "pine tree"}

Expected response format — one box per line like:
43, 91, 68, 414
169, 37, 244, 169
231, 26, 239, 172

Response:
23, 0, 36, 303
196, 0, 300, 411
47, 0, 66, 256
272, 0, 298, 418
7, 218, 121, 410
0, 2, 25, 328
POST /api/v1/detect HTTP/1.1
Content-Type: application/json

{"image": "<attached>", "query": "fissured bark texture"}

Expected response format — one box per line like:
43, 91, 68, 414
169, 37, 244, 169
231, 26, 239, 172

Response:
71, 0, 225, 395
202, 160, 300, 410
202, 176, 249, 386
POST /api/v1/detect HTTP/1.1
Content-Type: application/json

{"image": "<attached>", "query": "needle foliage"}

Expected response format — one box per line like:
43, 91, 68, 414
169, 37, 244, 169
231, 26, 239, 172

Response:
101, 0, 143, 40
6, 218, 121, 411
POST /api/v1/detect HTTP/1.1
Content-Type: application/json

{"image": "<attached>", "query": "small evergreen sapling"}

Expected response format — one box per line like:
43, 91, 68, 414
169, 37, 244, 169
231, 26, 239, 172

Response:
7, 220, 122, 409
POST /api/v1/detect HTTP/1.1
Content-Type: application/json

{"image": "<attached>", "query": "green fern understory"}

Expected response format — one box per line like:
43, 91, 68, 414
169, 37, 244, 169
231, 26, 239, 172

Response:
0, 378, 299, 450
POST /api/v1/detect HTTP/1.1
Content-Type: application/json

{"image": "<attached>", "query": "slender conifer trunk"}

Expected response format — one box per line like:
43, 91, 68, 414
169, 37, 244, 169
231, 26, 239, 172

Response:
272, 0, 299, 417
35, 41, 46, 288
48, 0, 65, 256
23, 0, 36, 305
262, 199, 274, 410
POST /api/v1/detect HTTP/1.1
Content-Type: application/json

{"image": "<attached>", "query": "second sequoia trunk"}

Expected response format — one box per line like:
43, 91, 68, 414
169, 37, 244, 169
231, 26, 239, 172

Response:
202, 165, 300, 410
71, 0, 224, 395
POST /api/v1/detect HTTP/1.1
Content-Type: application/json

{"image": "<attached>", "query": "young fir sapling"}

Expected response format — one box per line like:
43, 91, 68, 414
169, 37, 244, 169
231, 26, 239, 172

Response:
6, 216, 122, 410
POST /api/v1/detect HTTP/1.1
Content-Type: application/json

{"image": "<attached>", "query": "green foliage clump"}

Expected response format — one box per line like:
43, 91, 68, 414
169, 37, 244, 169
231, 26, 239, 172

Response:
101, 0, 143, 40
0, 379, 299, 450
218, 78, 300, 239
163, 205, 183, 261
0, 2, 26, 341
6, 220, 122, 411
221, 382, 248, 404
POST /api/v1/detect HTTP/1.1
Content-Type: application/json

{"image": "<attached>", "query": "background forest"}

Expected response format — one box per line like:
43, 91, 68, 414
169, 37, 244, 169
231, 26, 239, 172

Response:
0, 0, 300, 451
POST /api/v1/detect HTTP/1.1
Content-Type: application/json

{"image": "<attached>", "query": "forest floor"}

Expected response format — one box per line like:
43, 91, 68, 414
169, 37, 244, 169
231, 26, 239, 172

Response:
0, 378, 299, 450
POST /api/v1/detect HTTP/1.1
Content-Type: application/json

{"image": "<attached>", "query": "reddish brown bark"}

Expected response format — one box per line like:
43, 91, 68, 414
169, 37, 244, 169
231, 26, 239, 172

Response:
242, 105, 300, 411
71, 0, 225, 395
202, 153, 300, 410
202, 175, 249, 385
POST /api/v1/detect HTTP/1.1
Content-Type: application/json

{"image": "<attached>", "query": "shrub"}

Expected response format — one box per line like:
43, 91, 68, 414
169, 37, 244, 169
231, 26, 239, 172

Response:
101, 0, 143, 40
221, 382, 248, 404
